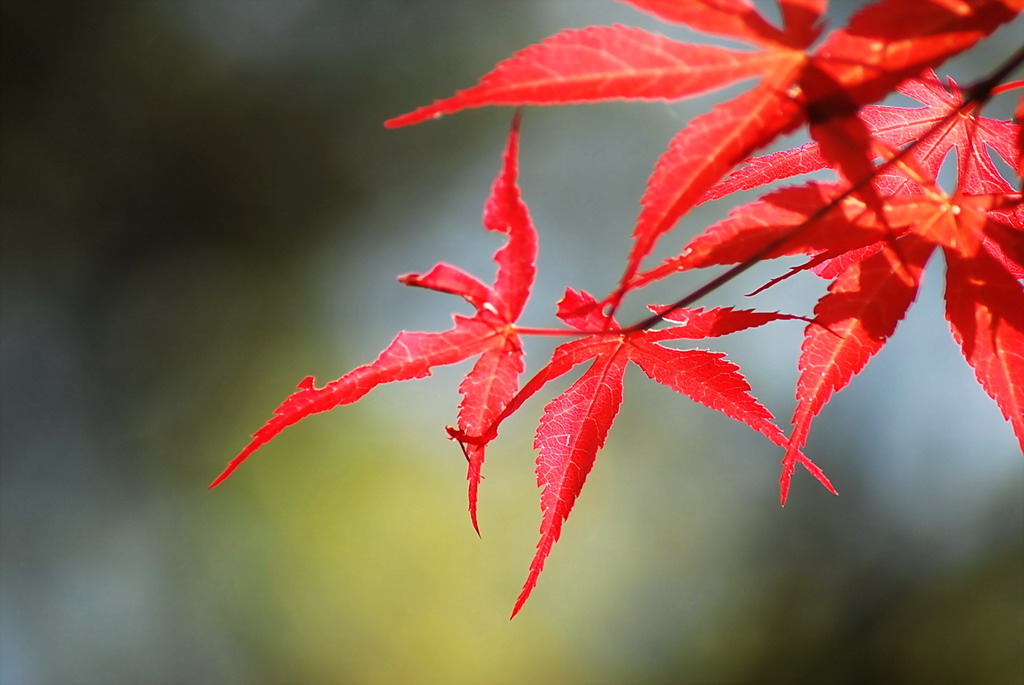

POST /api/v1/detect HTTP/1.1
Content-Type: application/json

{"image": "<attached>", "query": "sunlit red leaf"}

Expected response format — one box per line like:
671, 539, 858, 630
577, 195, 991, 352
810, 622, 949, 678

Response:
621, 82, 804, 289
640, 183, 883, 285
209, 319, 503, 489
781, 235, 935, 504
620, 0, 793, 46
505, 293, 832, 615
981, 202, 1024, 277
489, 112, 539, 321
459, 342, 524, 534
512, 343, 629, 619
649, 305, 807, 340
944, 243, 1024, 450
211, 115, 538, 501
385, 26, 788, 128
702, 70, 1021, 202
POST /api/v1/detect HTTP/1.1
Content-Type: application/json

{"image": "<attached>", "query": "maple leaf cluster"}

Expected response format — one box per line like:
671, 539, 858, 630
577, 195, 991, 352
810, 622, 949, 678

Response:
213, 0, 1024, 618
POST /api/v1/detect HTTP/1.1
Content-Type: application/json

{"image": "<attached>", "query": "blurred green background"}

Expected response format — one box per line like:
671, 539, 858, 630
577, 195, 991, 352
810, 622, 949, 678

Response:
2, 1, 1022, 684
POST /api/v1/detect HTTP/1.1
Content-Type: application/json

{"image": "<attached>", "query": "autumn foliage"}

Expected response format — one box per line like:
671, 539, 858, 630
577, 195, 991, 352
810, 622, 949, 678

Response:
213, 0, 1024, 618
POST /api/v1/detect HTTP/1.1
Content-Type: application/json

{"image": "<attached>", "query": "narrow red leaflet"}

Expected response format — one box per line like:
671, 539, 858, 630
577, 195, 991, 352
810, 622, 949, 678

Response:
631, 345, 782, 444
211, 115, 538, 495
698, 141, 826, 204
981, 230, 1024, 279
811, 243, 887, 280
459, 343, 524, 535
620, 82, 804, 292
643, 307, 837, 495
209, 320, 502, 489
620, 0, 790, 46
648, 305, 807, 340
460, 110, 538, 532
944, 245, 1024, 450
512, 343, 629, 619
778, 0, 827, 47
781, 236, 935, 504
488, 111, 537, 321
400, 263, 493, 309
387, 0, 835, 133
643, 183, 883, 284
385, 26, 786, 129
981, 203, 1024, 277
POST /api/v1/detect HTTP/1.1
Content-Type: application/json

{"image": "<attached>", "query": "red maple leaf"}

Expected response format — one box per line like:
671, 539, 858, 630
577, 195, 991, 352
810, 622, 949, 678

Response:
210, 113, 538, 533
778, 190, 1023, 498
651, 71, 1024, 502
451, 289, 835, 617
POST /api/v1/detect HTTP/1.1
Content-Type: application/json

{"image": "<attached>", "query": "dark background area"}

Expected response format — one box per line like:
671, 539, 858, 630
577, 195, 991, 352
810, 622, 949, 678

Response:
2, 1, 1022, 684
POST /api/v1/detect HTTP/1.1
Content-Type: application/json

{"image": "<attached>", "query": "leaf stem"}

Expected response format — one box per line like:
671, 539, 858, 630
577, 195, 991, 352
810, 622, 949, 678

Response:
988, 80, 1024, 98
963, 44, 1024, 109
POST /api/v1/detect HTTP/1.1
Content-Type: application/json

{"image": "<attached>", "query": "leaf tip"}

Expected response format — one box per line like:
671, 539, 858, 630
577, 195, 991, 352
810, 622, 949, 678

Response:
468, 497, 482, 537
384, 107, 446, 129
468, 476, 483, 537
208, 468, 232, 490
382, 112, 421, 129
779, 461, 794, 507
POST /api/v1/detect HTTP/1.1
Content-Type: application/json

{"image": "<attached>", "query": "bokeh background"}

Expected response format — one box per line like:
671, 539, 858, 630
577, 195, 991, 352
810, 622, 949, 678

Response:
2, 1, 1022, 684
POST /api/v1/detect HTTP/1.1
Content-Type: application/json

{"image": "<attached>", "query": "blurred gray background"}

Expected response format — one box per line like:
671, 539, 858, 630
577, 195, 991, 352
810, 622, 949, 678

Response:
2, 1, 1021, 684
